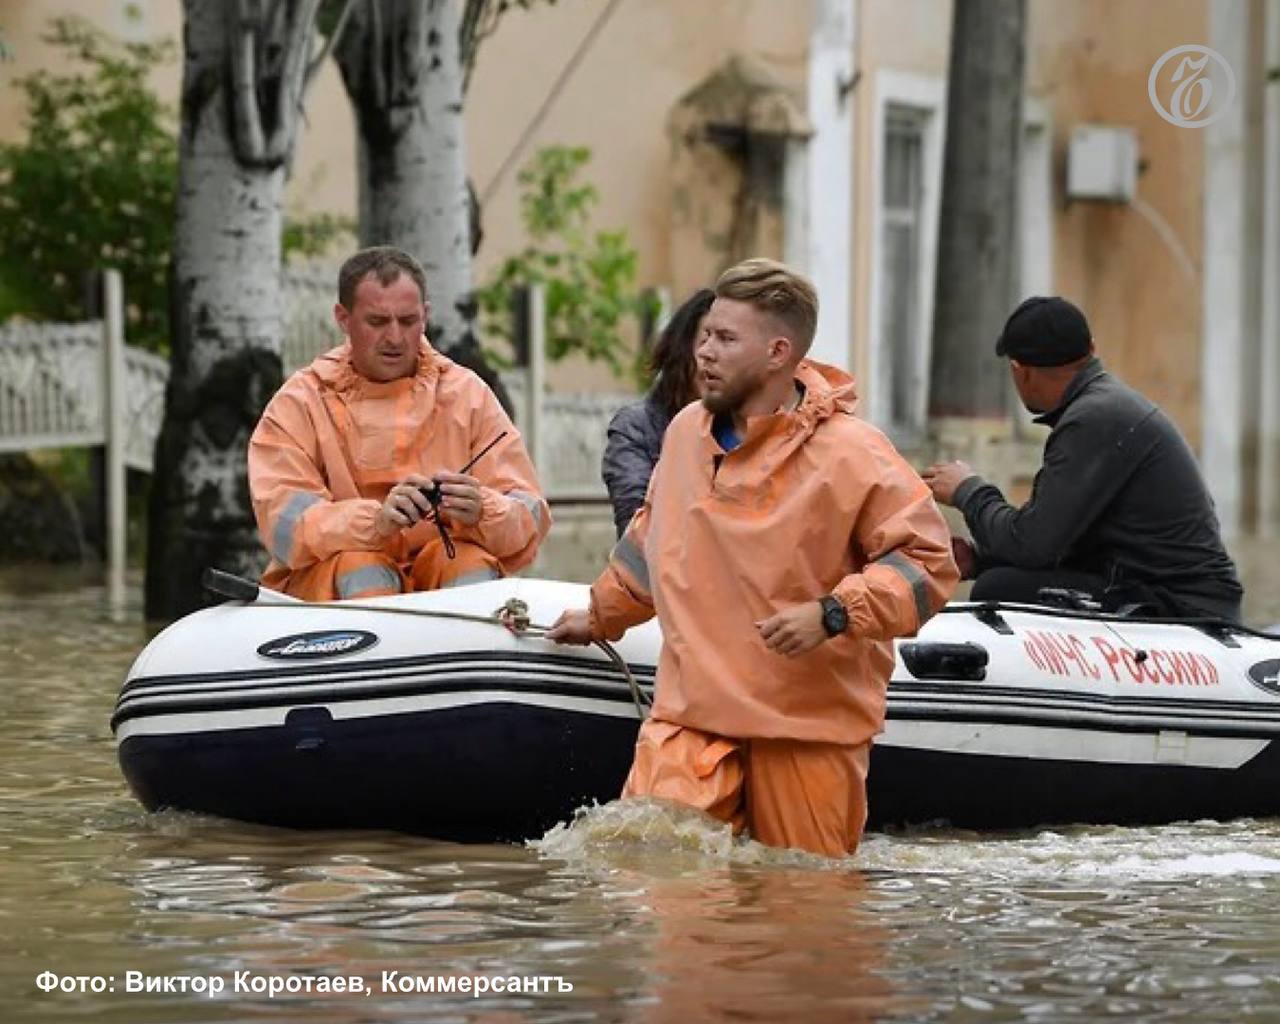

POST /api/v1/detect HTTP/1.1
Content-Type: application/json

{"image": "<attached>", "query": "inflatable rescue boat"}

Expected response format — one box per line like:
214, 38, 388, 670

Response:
112, 571, 1280, 840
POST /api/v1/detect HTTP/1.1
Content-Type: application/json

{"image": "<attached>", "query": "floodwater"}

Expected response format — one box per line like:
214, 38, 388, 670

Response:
3, 543, 1280, 1024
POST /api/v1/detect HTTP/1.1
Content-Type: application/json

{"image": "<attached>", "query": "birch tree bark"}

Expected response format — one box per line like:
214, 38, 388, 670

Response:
146, 0, 343, 619
334, 0, 510, 409
928, 0, 1026, 420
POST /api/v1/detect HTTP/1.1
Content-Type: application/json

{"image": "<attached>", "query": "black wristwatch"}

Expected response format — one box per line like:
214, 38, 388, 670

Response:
819, 595, 849, 637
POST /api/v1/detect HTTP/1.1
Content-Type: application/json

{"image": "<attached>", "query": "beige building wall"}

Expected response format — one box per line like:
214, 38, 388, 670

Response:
1029, 0, 1208, 446
0, 0, 1219, 441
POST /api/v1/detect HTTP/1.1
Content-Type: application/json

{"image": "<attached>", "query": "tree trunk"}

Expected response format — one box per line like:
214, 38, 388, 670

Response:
335, 0, 511, 411
928, 0, 1026, 419
147, 0, 327, 620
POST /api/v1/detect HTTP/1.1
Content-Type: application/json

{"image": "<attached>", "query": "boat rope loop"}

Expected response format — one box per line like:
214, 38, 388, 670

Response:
257, 596, 652, 720
492, 598, 650, 719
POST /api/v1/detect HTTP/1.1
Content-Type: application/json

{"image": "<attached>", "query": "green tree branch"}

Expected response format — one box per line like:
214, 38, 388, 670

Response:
475, 146, 654, 377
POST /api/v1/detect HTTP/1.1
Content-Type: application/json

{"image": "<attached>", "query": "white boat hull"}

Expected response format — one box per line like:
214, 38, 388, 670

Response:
112, 578, 1280, 838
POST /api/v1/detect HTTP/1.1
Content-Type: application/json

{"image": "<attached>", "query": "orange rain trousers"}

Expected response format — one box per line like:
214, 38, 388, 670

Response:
624, 718, 872, 858
278, 538, 502, 601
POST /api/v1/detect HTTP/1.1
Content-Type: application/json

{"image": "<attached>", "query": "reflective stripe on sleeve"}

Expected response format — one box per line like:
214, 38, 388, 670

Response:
610, 533, 651, 594
875, 550, 931, 625
272, 492, 322, 563
508, 490, 546, 530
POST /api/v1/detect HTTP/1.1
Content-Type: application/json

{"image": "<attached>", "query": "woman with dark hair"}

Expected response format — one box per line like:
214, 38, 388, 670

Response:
602, 288, 715, 536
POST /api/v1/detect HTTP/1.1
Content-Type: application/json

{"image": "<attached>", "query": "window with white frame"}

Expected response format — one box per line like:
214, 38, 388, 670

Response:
878, 105, 929, 436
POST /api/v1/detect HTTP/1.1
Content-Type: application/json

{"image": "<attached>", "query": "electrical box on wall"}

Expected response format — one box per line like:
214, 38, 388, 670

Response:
1066, 125, 1137, 202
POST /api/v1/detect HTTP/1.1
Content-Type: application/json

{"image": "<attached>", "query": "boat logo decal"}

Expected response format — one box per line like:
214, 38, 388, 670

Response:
1021, 629, 1221, 687
257, 630, 379, 661
1247, 659, 1280, 697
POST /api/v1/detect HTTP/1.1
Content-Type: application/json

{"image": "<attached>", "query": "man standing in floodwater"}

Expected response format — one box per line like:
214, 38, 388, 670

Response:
548, 257, 959, 858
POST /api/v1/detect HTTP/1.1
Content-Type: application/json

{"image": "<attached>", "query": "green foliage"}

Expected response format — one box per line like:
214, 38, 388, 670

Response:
475, 146, 655, 377
0, 16, 355, 353
282, 210, 356, 261
0, 17, 177, 349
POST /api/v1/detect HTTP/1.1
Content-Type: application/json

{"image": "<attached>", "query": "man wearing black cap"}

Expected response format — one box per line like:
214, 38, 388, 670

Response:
923, 296, 1243, 622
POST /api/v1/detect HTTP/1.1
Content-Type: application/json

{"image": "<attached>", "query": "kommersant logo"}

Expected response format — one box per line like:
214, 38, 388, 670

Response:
257, 631, 379, 661
1148, 44, 1237, 128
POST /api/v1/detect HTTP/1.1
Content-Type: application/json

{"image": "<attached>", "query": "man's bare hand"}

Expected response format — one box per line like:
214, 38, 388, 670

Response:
756, 602, 829, 657
374, 475, 435, 536
922, 460, 977, 506
546, 608, 594, 646
432, 471, 484, 527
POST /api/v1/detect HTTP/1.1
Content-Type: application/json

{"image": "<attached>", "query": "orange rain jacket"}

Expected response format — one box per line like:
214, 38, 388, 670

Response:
588, 360, 959, 745
248, 340, 550, 593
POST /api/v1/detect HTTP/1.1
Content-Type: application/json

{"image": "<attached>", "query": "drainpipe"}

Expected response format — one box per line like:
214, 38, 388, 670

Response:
1202, 0, 1261, 539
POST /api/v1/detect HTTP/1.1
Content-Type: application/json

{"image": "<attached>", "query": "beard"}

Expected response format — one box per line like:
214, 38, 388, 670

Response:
700, 390, 736, 417
700, 371, 760, 417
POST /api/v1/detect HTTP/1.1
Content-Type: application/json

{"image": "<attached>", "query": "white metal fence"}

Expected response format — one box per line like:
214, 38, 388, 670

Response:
0, 272, 136, 603
504, 374, 633, 501
0, 268, 330, 479
281, 264, 343, 374
0, 318, 168, 473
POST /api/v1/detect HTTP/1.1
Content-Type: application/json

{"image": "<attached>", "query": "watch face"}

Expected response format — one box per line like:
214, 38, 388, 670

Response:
822, 599, 848, 636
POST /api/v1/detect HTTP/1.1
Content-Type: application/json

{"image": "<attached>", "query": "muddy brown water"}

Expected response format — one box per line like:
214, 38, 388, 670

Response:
2, 541, 1280, 1022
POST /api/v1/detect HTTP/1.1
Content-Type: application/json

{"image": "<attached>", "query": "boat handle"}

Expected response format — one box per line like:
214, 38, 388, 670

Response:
900, 641, 989, 681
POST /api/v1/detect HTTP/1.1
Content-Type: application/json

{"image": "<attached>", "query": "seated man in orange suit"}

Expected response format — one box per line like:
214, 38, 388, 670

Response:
248, 246, 549, 600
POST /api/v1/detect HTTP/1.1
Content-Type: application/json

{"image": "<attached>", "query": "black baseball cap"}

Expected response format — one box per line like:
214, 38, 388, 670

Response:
995, 297, 1093, 366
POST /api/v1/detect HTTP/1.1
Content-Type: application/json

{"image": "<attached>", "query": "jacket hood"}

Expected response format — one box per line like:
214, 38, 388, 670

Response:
793, 359, 859, 431
308, 339, 447, 393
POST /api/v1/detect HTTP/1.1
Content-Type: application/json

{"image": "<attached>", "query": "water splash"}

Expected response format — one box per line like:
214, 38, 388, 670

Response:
529, 797, 854, 870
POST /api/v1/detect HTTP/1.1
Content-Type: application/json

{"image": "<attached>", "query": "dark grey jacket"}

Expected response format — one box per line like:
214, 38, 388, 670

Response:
601, 394, 671, 537
954, 359, 1243, 621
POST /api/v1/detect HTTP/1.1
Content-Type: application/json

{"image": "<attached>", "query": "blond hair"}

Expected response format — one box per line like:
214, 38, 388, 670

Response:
714, 258, 818, 355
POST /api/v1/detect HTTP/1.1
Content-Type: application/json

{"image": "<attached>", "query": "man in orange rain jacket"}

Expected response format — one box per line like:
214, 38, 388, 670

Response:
248, 246, 550, 601
548, 258, 958, 858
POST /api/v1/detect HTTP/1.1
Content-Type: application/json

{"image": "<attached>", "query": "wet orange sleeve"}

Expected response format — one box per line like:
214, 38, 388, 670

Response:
248, 390, 384, 570
449, 387, 551, 573
833, 437, 959, 639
